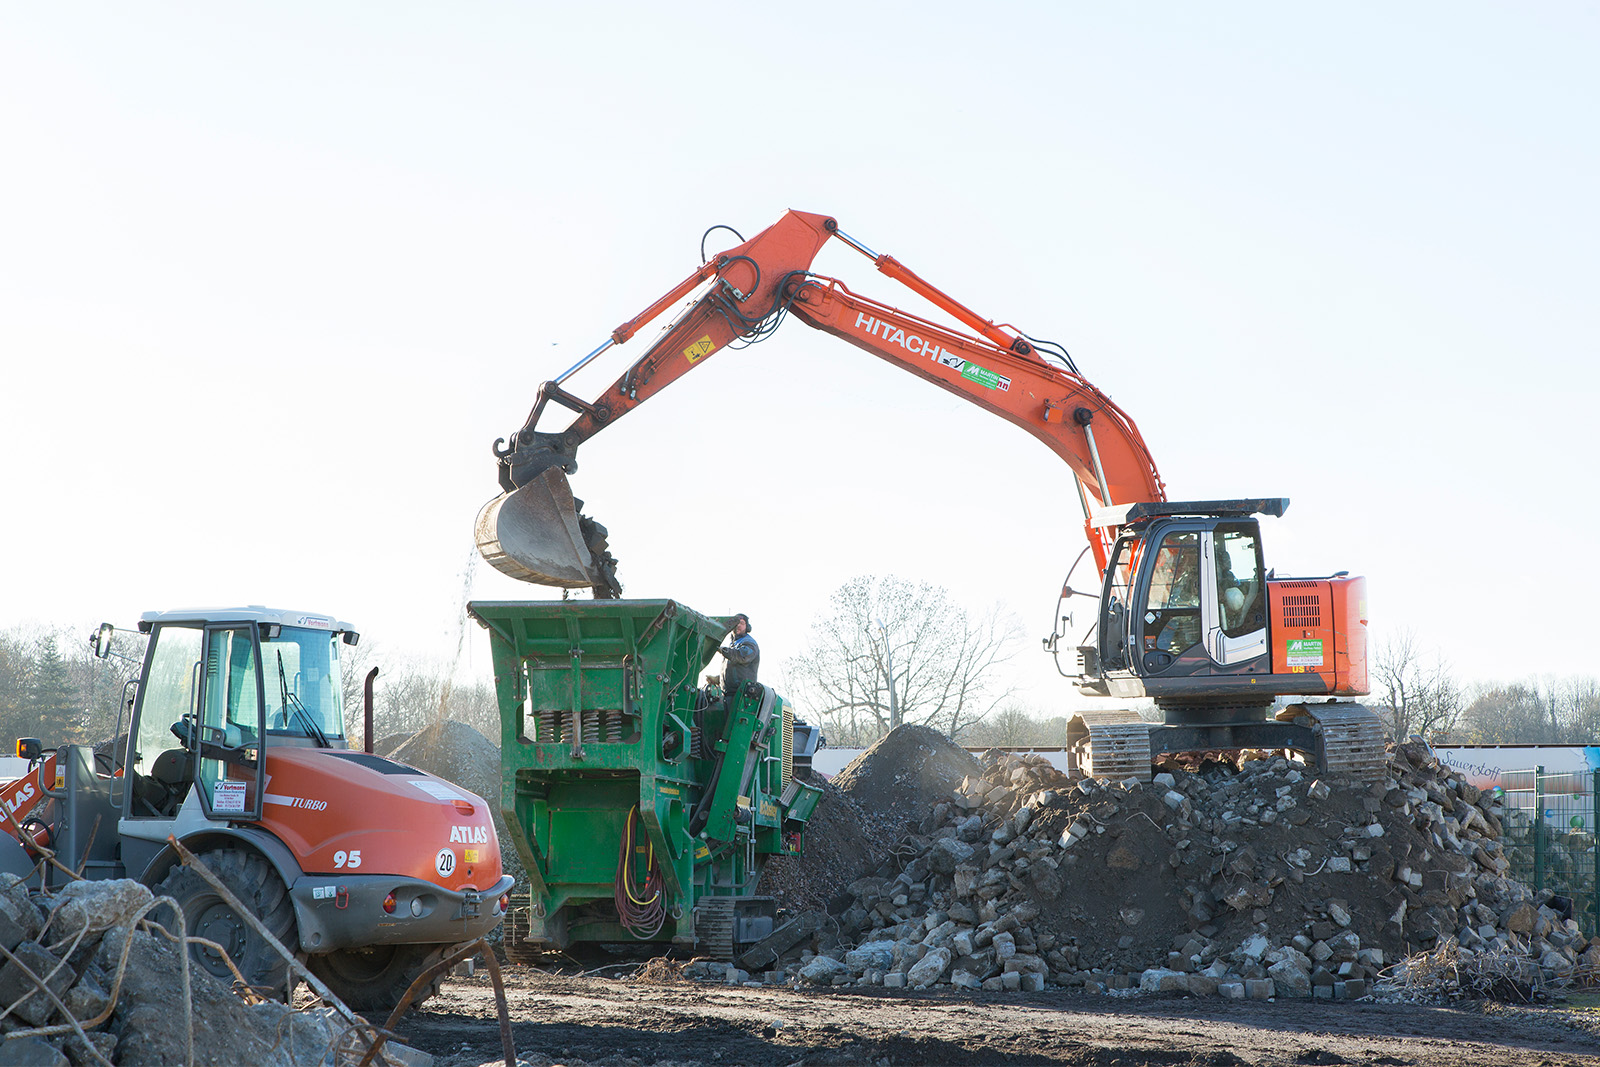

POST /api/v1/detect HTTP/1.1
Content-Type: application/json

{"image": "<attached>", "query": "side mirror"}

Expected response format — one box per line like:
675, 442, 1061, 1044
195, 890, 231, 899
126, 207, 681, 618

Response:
90, 623, 115, 660
342, 631, 361, 647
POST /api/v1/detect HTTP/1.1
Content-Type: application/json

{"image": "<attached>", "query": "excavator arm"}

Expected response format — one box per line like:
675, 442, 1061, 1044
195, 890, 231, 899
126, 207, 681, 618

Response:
481, 210, 1166, 593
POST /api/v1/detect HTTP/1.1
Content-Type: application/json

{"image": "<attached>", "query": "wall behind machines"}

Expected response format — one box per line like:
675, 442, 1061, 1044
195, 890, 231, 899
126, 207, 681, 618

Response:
1434, 745, 1600, 792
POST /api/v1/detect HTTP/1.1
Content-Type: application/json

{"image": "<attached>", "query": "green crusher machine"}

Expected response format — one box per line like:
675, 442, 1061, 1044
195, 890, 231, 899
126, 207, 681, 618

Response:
468, 599, 823, 959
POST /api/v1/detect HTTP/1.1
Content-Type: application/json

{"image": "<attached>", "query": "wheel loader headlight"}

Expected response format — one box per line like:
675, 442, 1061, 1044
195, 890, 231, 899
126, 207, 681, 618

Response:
410, 897, 424, 918
383, 891, 397, 915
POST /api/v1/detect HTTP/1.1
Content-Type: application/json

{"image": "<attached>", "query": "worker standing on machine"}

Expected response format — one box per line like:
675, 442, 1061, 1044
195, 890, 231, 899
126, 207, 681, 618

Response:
719, 614, 759, 690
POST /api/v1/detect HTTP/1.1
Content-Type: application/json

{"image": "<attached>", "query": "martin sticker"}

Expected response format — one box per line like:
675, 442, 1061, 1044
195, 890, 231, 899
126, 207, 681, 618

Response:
1285, 638, 1325, 668
212, 781, 247, 814
684, 335, 716, 363
435, 848, 457, 877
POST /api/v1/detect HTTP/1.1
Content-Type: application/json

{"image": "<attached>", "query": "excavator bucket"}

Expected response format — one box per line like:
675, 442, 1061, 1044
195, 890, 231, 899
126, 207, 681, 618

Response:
475, 468, 596, 588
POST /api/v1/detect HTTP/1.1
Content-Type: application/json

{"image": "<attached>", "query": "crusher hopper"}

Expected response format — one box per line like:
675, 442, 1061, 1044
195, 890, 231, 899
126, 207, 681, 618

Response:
468, 599, 822, 960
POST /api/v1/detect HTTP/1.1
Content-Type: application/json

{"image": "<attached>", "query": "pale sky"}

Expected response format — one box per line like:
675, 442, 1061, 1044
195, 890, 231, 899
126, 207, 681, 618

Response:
2, 4, 1596, 716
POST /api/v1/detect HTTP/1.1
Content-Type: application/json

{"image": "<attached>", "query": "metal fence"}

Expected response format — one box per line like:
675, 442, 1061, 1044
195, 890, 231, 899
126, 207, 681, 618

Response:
1499, 768, 1599, 938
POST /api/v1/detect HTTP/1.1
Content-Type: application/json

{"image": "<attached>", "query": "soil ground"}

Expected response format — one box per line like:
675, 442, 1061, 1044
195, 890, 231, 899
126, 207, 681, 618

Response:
392, 967, 1600, 1067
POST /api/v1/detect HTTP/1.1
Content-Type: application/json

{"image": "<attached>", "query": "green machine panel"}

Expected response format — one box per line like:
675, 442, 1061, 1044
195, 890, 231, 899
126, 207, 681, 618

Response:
469, 599, 822, 957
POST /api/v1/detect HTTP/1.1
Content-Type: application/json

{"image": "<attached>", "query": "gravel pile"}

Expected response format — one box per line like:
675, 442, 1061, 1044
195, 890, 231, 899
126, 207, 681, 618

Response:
725, 728, 1600, 1001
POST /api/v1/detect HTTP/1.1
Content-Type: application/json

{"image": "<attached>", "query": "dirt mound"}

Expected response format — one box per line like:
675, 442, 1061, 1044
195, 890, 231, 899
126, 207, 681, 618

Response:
757, 778, 905, 913
759, 726, 980, 914
829, 724, 981, 829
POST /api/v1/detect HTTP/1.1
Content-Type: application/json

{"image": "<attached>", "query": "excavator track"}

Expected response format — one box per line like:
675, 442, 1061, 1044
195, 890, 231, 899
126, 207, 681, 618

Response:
502, 907, 542, 965
695, 898, 735, 960
1275, 702, 1389, 782
1067, 710, 1153, 782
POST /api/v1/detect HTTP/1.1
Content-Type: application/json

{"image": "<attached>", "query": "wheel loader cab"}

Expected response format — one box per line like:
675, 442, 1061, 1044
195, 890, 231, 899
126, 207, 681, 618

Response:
123, 610, 354, 830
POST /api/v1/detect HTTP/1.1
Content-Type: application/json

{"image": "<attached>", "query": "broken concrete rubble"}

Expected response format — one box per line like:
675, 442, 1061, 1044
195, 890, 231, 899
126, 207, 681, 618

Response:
716, 729, 1599, 1003
0, 874, 426, 1066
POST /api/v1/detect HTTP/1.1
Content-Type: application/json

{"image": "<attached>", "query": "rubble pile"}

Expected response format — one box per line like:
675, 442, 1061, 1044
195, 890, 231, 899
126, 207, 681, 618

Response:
0, 875, 352, 1066
759, 726, 978, 913
761, 730, 1600, 1001
756, 778, 906, 914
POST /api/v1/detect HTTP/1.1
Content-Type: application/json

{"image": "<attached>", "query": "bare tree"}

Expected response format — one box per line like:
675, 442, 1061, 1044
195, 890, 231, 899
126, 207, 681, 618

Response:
959, 704, 1070, 748
1460, 675, 1600, 743
785, 575, 1021, 745
1371, 629, 1461, 741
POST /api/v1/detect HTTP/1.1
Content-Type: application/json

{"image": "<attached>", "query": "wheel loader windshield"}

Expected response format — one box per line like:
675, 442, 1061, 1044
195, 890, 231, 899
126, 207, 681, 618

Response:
263, 627, 345, 742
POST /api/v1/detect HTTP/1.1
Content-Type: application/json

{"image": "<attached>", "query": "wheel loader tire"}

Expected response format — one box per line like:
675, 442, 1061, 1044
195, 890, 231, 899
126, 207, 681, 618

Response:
151, 848, 297, 1001
307, 942, 456, 1014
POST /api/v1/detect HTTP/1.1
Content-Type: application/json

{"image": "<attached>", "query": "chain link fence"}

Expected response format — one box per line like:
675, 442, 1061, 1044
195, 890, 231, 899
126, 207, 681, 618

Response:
1499, 768, 1599, 937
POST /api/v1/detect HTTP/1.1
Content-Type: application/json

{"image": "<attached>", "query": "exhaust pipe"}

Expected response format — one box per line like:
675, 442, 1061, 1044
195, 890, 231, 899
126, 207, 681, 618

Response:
364, 667, 379, 754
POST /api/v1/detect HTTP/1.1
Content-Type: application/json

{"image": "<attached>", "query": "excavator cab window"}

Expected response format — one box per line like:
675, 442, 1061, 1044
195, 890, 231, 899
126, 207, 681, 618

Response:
1213, 524, 1265, 638
1143, 531, 1203, 657
1098, 536, 1140, 672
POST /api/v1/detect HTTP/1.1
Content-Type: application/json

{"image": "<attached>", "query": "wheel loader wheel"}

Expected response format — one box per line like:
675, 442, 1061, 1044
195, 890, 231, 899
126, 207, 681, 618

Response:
307, 942, 456, 1014
152, 848, 297, 1001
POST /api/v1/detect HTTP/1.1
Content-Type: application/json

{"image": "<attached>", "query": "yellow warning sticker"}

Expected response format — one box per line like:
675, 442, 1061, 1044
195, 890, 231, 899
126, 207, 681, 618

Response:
684, 336, 716, 363
465, 849, 480, 863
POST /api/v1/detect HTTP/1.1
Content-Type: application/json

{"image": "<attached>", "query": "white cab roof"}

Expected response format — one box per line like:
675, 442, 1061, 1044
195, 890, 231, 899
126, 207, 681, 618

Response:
138, 606, 355, 631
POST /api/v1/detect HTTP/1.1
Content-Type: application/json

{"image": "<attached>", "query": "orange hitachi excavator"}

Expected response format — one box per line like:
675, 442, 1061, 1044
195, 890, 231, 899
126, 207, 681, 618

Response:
477, 210, 1387, 781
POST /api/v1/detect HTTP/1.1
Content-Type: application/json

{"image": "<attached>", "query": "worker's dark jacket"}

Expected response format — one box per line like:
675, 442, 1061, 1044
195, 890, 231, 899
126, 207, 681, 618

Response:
724, 634, 760, 688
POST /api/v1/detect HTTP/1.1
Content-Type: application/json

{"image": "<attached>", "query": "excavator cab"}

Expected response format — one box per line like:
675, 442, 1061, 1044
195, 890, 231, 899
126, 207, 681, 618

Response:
1082, 500, 1276, 696
1092, 508, 1272, 691
1072, 499, 1385, 781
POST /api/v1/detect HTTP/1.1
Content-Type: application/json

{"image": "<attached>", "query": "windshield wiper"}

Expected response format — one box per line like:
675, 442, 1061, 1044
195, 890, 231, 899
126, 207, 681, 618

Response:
278, 652, 329, 748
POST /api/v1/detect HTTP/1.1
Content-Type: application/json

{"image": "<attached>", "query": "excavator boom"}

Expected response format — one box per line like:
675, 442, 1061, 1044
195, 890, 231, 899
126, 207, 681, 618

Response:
481, 210, 1164, 590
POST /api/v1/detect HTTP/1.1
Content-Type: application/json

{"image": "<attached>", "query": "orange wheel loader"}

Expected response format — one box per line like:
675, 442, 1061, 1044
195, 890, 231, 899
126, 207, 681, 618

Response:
0, 606, 513, 1011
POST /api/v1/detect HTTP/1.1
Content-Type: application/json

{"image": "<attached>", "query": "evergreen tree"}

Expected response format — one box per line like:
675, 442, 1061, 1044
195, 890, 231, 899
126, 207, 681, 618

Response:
24, 637, 79, 741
